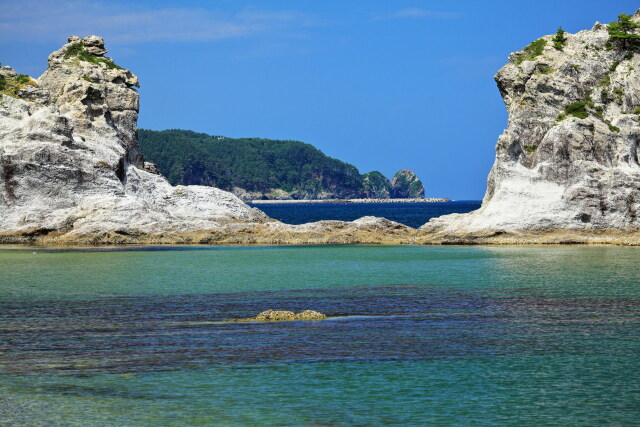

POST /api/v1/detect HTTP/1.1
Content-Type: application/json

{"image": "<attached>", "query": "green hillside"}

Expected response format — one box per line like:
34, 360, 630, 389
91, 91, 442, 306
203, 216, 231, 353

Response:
138, 129, 364, 199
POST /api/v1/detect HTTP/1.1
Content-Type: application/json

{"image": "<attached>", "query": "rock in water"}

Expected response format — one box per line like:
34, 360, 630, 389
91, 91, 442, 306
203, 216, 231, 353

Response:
391, 169, 425, 198
0, 36, 267, 239
362, 171, 392, 198
423, 11, 640, 236
248, 310, 327, 321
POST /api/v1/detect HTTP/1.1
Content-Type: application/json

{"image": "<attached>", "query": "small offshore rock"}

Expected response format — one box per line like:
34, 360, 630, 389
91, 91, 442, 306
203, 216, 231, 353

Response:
240, 309, 328, 322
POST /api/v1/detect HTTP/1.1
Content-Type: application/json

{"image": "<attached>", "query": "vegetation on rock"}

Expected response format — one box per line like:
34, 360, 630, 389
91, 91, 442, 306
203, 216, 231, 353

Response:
64, 42, 123, 70
139, 130, 428, 200
552, 27, 568, 50
608, 13, 640, 50
391, 169, 425, 198
0, 73, 38, 99
362, 171, 392, 198
514, 38, 547, 65
564, 101, 589, 119
536, 64, 555, 75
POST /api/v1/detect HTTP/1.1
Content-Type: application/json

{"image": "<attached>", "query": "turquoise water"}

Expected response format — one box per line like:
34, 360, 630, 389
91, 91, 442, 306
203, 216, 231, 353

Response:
1, 245, 639, 425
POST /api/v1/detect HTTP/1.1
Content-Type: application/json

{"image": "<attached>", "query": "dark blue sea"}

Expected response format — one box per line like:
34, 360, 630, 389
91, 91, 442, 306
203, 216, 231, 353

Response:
248, 200, 481, 228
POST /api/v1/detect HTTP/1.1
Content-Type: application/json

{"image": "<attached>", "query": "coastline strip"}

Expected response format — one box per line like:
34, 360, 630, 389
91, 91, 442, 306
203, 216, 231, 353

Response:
249, 198, 451, 204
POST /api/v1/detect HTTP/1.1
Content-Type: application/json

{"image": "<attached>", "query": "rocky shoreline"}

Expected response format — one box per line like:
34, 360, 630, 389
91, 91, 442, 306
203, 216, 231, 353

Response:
1, 218, 640, 246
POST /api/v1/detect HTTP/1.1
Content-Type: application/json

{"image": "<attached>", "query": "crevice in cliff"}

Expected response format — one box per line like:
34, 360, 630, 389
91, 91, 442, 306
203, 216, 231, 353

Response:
627, 193, 637, 222
115, 156, 127, 184
80, 86, 105, 119
598, 184, 608, 216
1, 157, 16, 202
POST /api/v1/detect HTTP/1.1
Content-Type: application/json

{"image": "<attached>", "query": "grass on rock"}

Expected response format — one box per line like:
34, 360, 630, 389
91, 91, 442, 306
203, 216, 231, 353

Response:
64, 43, 123, 70
0, 74, 39, 99
514, 38, 547, 65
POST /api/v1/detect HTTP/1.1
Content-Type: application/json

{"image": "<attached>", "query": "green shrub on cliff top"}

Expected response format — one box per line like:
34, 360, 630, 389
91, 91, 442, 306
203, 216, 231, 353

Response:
15, 74, 30, 84
552, 27, 568, 50
514, 38, 548, 65
608, 13, 640, 50
64, 43, 123, 70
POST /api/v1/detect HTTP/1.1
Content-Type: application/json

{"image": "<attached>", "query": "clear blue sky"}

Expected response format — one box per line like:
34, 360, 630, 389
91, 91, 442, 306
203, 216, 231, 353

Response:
2, 1, 638, 199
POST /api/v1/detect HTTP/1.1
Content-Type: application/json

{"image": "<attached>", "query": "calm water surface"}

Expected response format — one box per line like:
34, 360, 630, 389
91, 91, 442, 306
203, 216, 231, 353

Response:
0, 245, 639, 425
248, 200, 481, 227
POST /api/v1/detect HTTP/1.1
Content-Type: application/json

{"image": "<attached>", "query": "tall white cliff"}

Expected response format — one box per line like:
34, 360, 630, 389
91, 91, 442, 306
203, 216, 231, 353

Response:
424, 12, 640, 236
0, 36, 267, 237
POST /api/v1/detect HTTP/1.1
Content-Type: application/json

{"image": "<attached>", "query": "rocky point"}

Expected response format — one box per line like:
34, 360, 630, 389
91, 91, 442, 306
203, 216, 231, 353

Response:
423, 11, 640, 242
0, 36, 267, 240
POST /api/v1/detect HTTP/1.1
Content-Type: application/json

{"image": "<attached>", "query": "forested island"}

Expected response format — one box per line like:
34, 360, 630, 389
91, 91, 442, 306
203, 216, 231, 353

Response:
139, 129, 425, 200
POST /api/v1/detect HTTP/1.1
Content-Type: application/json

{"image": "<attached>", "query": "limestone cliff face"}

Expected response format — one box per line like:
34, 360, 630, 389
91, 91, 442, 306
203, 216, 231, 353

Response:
0, 36, 266, 237
424, 12, 640, 235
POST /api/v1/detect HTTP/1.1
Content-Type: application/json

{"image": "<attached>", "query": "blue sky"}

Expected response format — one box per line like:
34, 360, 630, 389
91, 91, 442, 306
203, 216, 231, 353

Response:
2, 1, 638, 199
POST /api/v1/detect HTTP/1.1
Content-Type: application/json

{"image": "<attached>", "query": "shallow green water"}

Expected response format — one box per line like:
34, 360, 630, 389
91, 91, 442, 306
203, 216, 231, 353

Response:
0, 245, 639, 425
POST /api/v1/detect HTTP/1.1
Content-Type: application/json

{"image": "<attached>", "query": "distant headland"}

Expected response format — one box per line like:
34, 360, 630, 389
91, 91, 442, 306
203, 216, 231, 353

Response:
139, 129, 430, 201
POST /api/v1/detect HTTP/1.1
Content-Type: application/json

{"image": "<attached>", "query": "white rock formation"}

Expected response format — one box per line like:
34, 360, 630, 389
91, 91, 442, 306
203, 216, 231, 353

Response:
424, 12, 640, 235
0, 36, 267, 237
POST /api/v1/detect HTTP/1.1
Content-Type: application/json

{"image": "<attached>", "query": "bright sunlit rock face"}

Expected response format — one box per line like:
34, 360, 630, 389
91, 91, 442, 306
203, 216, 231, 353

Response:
0, 36, 267, 237
424, 11, 640, 235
